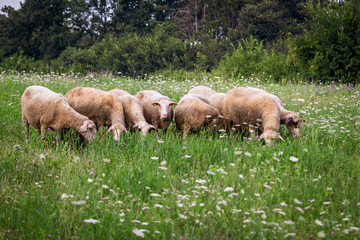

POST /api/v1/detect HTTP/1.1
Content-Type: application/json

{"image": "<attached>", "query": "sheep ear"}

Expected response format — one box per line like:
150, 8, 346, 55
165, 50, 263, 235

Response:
107, 126, 114, 134
286, 116, 293, 124
152, 102, 160, 106
80, 122, 88, 132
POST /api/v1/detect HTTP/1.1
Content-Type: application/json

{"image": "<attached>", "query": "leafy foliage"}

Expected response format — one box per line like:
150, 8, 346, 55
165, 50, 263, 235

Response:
290, 0, 360, 83
217, 37, 293, 82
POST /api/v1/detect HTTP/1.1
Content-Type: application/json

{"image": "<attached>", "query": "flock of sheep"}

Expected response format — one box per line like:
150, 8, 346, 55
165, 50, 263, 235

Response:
21, 85, 303, 145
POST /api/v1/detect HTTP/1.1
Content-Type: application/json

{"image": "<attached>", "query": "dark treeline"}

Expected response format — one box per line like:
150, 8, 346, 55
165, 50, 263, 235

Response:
0, 0, 359, 82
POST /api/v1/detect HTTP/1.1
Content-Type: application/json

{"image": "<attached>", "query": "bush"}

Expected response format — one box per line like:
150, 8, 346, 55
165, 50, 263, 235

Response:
217, 37, 294, 82
289, 0, 360, 83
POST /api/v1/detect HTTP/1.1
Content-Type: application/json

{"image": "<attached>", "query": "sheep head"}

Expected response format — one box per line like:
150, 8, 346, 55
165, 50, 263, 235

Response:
152, 100, 177, 120
79, 120, 97, 141
285, 113, 303, 137
132, 121, 155, 137
260, 130, 284, 146
107, 123, 127, 141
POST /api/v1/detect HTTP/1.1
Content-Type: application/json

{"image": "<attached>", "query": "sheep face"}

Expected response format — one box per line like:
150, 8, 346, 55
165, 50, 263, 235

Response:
79, 120, 97, 141
285, 114, 303, 137
205, 114, 223, 128
108, 124, 127, 141
133, 121, 155, 137
260, 131, 284, 146
152, 100, 177, 120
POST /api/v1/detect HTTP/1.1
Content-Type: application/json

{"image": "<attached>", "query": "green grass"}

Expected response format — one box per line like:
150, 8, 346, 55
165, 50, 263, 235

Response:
0, 72, 359, 239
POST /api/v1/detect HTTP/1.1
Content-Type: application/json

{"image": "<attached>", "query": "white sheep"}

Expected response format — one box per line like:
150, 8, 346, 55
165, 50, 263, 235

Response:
109, 89, 154, 136
65, 87, 126, 141
135, 90, 176, 137
188, 86, 218, 98
175, 94, 222, 138
223, 87, 303, 145
21, 86, 97, 141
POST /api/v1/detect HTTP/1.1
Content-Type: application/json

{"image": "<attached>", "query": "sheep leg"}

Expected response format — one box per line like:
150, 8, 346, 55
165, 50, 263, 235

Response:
40, 125, 47, 141
22, 116, 30, 139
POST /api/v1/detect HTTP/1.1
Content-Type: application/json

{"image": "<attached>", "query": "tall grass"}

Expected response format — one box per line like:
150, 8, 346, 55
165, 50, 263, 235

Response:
0, 72, 359, 239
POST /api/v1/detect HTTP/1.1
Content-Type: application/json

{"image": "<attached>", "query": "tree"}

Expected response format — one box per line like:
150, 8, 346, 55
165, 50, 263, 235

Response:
290, 0, 360, 82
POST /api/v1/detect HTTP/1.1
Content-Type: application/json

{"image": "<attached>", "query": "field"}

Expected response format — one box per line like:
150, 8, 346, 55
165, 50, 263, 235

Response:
0, 72, 359, 239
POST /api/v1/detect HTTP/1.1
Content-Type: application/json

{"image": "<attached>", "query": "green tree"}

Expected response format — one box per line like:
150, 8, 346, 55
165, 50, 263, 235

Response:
290, 0, 360, 82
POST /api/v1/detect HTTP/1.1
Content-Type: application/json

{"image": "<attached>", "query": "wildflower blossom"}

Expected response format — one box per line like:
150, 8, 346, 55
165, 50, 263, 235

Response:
284, 233, 296, 238
289, 156, 298, 162
84, 218, 100, 224
224, 187, 234, 192
317, 231, 326, 238
315, 219, 324, 226
71, 200, 86, 205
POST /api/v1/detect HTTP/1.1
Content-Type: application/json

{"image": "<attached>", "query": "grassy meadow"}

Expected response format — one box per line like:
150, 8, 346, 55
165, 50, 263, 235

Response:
0, 72, 359, 239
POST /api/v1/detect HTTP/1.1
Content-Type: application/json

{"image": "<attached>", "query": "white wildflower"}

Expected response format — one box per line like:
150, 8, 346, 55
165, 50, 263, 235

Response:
132, 229, 146, 238
217, 200, 227, 206
71, 200, 86, 205
234, 151, 242, 155
84, 218, 100, 224
39, 154, 45, 159
284, 220, 295, 225
224, 187, 234, 192
103, 158, 111, 163
263, 183, 272, 189
317, 231, 326, 238
296, 207, 304, 214
154, 204, 163, 208
284, 233, 296, 238
315, 219, 324, 226
206, 171, 215, 175
323, 201, 331, 205
158, 166, 168, 171
61, 193, 74, 200
350, 227, 360, 231
150, 193, 161, 197
196, 179, 207, 184
178, 213, 188, 219
102, 185, 109, 189
239, 174, 244, 179
244, 152, 252, 157
228, 193, 238, 198
150, 157, 159, 160
289, 156, 299, 162
184, 155, 191, 158
87, 178, 93, 183
294, 199, 303, 204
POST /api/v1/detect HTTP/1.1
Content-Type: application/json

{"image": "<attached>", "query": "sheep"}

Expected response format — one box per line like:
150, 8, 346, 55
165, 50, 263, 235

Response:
135, 90, 176, 137
188, 86, 226, 114
109, 89, 154, 136
65, 87, 126, 141
21, 86, 97, 142
175, 94, 222, 138
208, 92, 226, 115
223, 87, 303, 145
188, 86, 218, 98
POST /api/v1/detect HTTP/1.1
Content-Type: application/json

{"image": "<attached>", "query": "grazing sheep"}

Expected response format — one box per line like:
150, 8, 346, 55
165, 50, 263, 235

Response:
109, 89, 154, 136
223, 87, 303, 145
21, 86, 97, 141
135, 90, 176, 137
208, 92, 226, 115
65, 87, 126, 141
188, 86, 218, 98
175, 94, 222, 138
